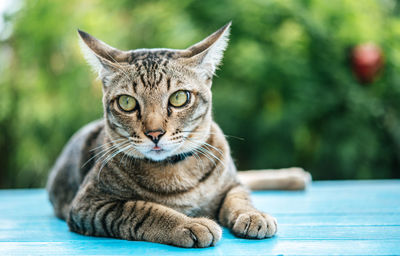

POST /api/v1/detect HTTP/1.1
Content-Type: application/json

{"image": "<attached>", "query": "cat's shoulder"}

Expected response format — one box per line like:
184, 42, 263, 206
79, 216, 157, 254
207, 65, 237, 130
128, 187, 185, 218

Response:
71, 119, 104, 141
63, 119, 105, 153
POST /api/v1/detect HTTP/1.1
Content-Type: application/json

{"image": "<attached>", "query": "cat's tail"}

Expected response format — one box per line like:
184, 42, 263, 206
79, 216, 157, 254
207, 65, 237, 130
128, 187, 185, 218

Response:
237, 167, 312, 190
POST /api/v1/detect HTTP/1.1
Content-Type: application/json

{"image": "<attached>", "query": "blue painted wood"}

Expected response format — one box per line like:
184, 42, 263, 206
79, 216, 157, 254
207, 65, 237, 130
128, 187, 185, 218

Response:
1, 180, 399, 255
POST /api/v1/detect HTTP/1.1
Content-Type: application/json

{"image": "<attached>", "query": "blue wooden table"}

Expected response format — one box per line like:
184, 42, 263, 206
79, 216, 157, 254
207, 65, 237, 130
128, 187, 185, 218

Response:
1, 180, 399, 255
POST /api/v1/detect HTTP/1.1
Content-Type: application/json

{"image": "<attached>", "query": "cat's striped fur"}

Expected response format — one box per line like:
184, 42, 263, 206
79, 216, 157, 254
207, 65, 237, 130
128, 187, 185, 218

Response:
47, 23, 311, 247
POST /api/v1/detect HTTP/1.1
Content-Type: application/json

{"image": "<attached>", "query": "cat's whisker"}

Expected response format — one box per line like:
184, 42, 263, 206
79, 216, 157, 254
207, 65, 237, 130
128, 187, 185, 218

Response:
87, 141, 127, 163
129, 150, 137, 169
121, 146, 141, 168
94, 140, 129, 159
175, 144, 203, 170
184, 145, 205, 172
96, 139, 128, 152
185, 137, 224, 161
98, 144, 132, 181
82, 140, 129, 168
185, 144, 213, 165
89, 138, 126, 152
194, 147, 217, 166
126, 145, 143, 158
198, 145, 222, 166
188, 138, 223, 155
128, 147, 138, 168
119, 147, 131, 168
182, 140, 210, 162
184, 140, 217, 166
191, 143, 222, 176
93, 146, 123, 181
93, 142, 129, 169
185, 139, 225, 167
191, 151, 203, 170
181, 130, 245, 141
100, 143, 131, 167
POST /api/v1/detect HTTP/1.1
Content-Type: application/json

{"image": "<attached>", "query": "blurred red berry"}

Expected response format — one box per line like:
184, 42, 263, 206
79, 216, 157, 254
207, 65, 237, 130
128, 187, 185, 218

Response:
351, 43, 384, 84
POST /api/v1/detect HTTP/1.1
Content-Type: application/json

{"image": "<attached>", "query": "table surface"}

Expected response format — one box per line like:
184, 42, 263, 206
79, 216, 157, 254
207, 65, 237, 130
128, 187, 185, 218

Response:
1, 180, 399, 255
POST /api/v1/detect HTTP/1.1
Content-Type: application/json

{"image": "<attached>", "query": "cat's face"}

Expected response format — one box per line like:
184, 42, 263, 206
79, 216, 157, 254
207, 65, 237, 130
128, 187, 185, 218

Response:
79, 23, 230, 161
101, 50, 213, 161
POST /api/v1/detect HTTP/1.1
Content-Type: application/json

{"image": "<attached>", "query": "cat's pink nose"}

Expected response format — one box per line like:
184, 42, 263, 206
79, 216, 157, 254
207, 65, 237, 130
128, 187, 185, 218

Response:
145, 129, 165, 144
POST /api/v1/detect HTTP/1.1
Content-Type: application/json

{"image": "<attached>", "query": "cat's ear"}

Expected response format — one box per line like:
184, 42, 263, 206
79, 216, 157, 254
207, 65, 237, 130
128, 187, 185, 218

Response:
77, 30, 131, 79
181, 22, 231, 80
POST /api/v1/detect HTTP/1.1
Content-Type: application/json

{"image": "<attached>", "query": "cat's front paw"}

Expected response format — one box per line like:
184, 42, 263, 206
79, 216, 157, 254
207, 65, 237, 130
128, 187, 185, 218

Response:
231, 211, 277, 239
172, 217, 222, 248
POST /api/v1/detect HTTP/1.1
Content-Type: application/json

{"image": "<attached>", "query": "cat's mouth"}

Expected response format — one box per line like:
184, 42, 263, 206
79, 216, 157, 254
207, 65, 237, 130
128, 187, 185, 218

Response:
139, 141, 182, 161
149, 144, 166, 154
146, 151, 171, 162
151, 146, 163, 151
145, 145, 171, 160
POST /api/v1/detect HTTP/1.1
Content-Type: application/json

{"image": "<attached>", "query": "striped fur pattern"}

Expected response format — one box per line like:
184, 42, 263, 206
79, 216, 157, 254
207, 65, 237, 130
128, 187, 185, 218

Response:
47, 23, 309, 248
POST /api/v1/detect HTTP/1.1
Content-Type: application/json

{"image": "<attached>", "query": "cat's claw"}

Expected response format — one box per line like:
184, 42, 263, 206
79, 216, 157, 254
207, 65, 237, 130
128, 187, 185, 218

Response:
231, 211, 277, 239
172, 218, 222, 248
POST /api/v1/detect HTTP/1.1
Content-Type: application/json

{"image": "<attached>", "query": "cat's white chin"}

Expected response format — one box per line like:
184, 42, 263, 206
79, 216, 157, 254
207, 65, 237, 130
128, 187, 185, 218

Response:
144, 149, 174, 161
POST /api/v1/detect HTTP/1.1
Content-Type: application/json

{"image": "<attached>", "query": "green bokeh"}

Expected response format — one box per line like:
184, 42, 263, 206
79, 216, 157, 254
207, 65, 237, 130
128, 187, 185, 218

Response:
1, 0, 400, 188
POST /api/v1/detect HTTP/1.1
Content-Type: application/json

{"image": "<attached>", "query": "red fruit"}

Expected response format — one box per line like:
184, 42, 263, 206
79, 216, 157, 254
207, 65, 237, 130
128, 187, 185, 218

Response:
351, 43, 384, 84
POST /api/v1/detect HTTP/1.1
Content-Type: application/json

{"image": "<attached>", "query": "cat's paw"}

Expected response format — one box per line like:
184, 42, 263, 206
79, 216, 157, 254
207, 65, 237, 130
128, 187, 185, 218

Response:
172, 217, 222, 248
231, 211, 277, 239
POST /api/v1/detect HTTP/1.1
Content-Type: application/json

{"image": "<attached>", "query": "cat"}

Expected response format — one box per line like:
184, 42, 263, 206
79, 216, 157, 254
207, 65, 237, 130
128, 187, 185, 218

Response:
46, 22, 311, 248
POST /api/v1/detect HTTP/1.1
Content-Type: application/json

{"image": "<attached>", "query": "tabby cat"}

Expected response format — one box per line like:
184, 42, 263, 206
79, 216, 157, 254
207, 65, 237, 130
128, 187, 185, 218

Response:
47, 22, 311, 248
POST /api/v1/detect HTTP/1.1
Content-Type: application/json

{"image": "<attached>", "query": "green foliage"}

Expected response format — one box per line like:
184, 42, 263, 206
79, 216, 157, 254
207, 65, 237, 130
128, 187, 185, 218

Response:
1, 0, 400, 188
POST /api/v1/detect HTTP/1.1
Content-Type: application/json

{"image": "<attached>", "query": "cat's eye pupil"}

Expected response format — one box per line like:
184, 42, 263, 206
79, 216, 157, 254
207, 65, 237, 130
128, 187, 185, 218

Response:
118, 95, 136, 112
169, 90, 189, 107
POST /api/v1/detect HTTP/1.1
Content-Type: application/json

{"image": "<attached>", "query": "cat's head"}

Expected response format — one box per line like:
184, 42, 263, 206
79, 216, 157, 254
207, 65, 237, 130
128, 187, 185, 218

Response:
79, 23, 230, 161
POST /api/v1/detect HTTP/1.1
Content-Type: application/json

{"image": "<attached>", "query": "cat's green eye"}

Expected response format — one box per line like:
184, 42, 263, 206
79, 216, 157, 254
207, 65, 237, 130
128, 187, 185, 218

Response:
118, 95, 137, 112
169, 90, 189, 107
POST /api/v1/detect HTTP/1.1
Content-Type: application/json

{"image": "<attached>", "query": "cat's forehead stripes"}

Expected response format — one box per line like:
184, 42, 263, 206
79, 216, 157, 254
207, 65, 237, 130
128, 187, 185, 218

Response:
128, 50, 178, 90
129, 50, 175, 74
129, 49, 177, 62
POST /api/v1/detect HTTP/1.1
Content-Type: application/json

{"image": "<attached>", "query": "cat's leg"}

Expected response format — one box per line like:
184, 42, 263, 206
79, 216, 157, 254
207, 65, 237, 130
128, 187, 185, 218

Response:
218, 185, 277, 239
68, 187, 222, 248
237, 167, 312, 190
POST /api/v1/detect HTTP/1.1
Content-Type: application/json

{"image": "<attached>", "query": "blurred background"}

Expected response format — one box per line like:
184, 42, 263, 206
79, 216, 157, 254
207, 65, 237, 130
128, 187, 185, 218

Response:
1, 0, 400, 188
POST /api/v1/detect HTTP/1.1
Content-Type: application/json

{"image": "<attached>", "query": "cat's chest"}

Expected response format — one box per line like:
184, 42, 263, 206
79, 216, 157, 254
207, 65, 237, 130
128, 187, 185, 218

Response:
100, 151, 237, 217
138, 174, 230, 218
124, 163, 235, 217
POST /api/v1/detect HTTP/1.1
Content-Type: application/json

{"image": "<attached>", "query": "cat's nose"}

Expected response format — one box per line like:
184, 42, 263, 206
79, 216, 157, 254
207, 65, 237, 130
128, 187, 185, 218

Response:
145, 129, 165, 144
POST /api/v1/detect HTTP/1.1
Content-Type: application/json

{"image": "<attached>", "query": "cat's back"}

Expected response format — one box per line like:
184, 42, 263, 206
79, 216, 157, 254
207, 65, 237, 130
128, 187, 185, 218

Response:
46, 119, 105, 219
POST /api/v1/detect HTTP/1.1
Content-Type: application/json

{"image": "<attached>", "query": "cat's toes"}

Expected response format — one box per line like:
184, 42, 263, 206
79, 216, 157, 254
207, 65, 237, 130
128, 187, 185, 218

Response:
173, 218, 222, 248
231, 211, 277, 239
